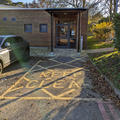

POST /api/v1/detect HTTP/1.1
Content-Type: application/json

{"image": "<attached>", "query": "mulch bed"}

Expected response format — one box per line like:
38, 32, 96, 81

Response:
85, 60, 120, 108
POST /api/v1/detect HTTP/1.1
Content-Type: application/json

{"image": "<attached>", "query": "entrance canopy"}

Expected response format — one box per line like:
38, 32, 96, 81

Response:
55, 13, 77, 48
48, 8, 87, 52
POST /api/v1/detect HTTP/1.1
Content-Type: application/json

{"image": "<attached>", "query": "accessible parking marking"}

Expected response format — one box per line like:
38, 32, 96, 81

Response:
0, 57, 89, 100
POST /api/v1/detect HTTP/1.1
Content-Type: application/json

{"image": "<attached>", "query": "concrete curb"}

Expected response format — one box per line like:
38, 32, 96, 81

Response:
88, 56, 120, 99
85, 48, 114, 54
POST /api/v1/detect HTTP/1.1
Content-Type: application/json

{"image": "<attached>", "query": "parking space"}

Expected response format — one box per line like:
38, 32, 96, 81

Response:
0, 55, 120, 120
0, 56, 88, 100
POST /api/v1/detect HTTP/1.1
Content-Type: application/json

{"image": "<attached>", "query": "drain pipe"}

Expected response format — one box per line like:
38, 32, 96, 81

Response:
49, 12, 55, 57
77, 12, 80, 52
80, 12, 82, 52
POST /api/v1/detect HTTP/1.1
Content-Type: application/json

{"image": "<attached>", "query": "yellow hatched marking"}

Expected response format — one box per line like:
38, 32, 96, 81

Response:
57, 89, 75, 97
51, 59, 80, 69
41, 89, 56, 98
0, 96, 74, 100
23, 77, 31, 81
0, 57, 84, 99
7, 86, 24, 93
1, 60, 42, 97
0, 96, 104, 101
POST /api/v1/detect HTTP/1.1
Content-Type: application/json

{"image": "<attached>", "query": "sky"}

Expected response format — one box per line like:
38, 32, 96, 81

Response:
12, 0, 33, 3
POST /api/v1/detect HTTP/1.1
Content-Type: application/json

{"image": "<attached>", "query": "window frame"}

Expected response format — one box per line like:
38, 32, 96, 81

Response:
40, 24, 48, 33
24, 24, 32, 33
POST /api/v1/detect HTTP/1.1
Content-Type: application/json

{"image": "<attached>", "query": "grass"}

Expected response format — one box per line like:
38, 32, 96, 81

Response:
88, 51, 120, 89
87, 36, 114, 49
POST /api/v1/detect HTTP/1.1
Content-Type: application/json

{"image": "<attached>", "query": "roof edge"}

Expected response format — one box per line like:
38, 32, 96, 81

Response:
0, 8, 88, 11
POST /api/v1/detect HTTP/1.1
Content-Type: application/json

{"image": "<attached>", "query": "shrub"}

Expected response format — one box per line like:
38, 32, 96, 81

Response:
98, 17, 110, 24
91, 22, 112, 41
113, 14, 120, 50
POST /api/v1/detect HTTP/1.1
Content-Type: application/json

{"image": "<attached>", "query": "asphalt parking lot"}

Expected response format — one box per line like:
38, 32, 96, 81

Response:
0, 56, 120, 120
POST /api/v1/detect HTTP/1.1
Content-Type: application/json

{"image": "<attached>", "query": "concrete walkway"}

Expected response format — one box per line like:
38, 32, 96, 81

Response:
85, 47, 114, 54
0, 55, 120, 120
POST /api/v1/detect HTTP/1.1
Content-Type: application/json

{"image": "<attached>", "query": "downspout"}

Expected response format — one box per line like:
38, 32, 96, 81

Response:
80, 12, 82, 52
51, 12, 54, 53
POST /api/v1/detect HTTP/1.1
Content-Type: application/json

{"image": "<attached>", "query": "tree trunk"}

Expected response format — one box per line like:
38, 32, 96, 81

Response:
83, 0, 86, 8
114, 0, 117, 14
110, 0, 112, 20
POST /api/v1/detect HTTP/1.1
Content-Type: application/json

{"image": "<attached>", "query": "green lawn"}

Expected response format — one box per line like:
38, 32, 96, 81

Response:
88, 51, 120, 89
87, 36, 114, 49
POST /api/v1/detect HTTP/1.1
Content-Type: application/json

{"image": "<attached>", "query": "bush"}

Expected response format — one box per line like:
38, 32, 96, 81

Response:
91, 22, 112, 41
98, 17, 110, 24
113, 14, 120, 50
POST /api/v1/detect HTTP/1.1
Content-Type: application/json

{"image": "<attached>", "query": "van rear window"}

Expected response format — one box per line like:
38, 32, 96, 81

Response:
0, 37, 4, 45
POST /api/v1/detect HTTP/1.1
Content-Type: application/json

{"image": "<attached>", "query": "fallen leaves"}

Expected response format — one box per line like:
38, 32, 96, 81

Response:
85, 60, 120, 108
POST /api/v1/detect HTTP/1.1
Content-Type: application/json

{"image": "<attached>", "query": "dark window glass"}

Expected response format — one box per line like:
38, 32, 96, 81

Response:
40, 24, 48, 32
11, 17, 16, 22
0, 37, 4, 45
3, 17, 7, 21
24, 24, 32, 32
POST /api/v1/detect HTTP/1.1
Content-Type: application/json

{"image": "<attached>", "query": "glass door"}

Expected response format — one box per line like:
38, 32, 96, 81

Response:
56, 24, 70, 48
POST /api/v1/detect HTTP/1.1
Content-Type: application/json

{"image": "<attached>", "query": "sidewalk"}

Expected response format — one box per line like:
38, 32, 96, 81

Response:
85, 47, 114, 53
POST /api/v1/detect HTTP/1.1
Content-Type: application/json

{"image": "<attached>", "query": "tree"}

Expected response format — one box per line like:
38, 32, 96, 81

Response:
113, 14, 120, 50
114, 0, 119, 14
83, 0, 86, 8
36, 0, 102, 10
0, 0, 12, 4
110, 0, 113, 20
12, 2, 25, 7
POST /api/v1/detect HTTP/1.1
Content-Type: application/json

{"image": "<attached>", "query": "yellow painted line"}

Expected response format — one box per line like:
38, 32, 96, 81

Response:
35, 65, 46, 69
68, 81, 80, 89
57, 89, 75, 97
50, 59, 63, 64
7, 86, 24, 93
1, 57, 84, 98
0, 96, 53, 100
0, 96, 74, 100
37, 63, 62, 70
41, 89, 56, 98
23, 77, 31, 81
37, 58, 83, 72
1, 60, 42, 97
1, 66, 82, 98
0, 96, 104, 101
31, 68, 43, 72
50, 59, 80, 69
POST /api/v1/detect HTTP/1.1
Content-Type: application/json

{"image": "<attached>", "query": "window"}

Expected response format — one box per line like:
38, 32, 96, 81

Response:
40, 24, 48, 32
24, 24, 32, 32
3, 17, 7, 21
11, 17, 16, 22
0, 37, 4, 45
